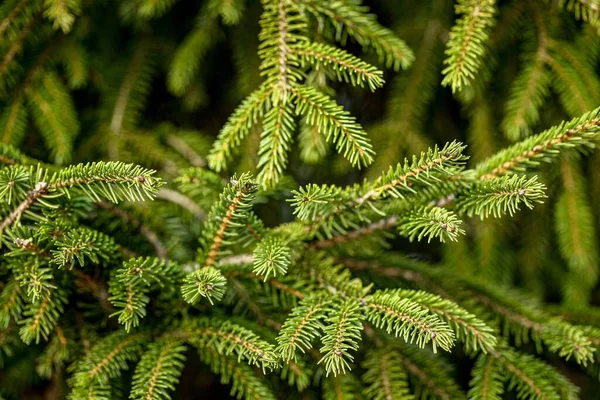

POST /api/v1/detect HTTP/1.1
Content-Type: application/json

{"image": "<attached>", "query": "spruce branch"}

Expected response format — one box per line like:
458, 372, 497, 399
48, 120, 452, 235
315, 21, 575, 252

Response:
291, 85, 375, 168
387, 342, 465, 400
555, 158, 599, 305
322, 374, 364, 400
19, 286, 67, 344
0, 279, 25, 329
290, 141, 467, 237
0, 92, 27, 146
501, 38, 551, 141
130, 339, 187, 400
467, 354, 505, 400
208, 85, 274, 172
198, 173, 258, 267
476, 107, 600, 180
398, 206, 465, 243
181, 267, 227, 305
454, 175, 547, 219
442, 0, 496, 92
360, 141, 467, 204
256, 96, 296, 187
0, 143, 32, 166
50, 227, 119, 269
490, 347, 566, 400
109, 257, 183, 331
365, 290, 455, 353
362, 346, 413, 400
180, 317, 279, 371
291, 42, 384, 91
167, 12, 219, 96
252, 236, 291, 280
299, 0, 414, 70
198, 346, 277, 400
318, 299, 363, 376
68, 331, 148, 398
276, 292, 330, 361
546, 0, 600, 30
393, 289, 496, 353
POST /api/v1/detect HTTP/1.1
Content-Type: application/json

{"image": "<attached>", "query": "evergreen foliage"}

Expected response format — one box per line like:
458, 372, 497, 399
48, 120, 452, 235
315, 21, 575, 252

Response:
2, 0, 600, 399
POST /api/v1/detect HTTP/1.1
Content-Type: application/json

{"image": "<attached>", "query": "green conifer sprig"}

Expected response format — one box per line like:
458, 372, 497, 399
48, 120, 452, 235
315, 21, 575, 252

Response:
290, 141, 468, 237
501, 39, 552, 141
12, 262, 54, 303
377, 342, 465, 399
252, 236, 291, 280
180, 317, 279, 371
397, 206, 465, 243
68, 331, 149, 399
208, 0, 411, 187
109, 257, 183, 331
0, 279, 25, 329
475, 106, 600, 179
181, 266, 227, 305
35, 325, 72, 379
393, 289, 497, 353
275, 292, 330, 362
292, 42, 385, 90
361, 347, 413, 400
468, 353, 505, 400
129, 339, 187, 400
442, 0, 496, 92
197, 173, 258, 267
18, 286, 67, 344
3, 1, 600, 398
299, 0, 415, 70
359, 255, 597, 366
455, 175, 547, 219
365, 290, 455, 354
50, 227, 119, 269
198, 346, 277, 400
318, 299, 363, 376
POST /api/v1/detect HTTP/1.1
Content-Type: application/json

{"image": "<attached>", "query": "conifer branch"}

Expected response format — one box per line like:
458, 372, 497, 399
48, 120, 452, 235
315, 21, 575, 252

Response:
276, 293, 330, 361
256, 97, 296, 187
390, 343, 465, 400
291, 85, 374, 167
208, 85, 274, 172
198, 173, 258, 268
299, 0, 414, 70
130, 339, 187, 400
442, 0, 496, 92
362, 347, 412, 400
0, 92, 26, 146
252, 236, 291, 280
0, 0, 31, 39
501, 34, 551, 141
467, 354, 505, 400
69, 331, 148, 398
398, 206, 465, 243
198, 346, 277, 400
181, 267, 227, 305
109, 257, 183, 331
0, 162, 161, 231
0, 279, 25, 329
394, 289, 496, 353
43, 0, 80, 33
180, 318, 279, 371
291, 42, 384, 90
476, 107, 600, 179
365, 290, 455, 353
455, 175, 547, 219
319, 299, 363, 376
